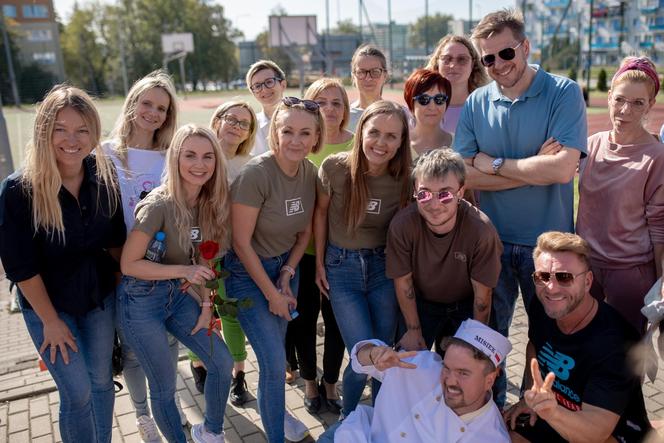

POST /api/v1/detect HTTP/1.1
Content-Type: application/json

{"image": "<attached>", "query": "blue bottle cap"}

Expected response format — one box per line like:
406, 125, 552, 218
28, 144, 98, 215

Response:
155, 231, 166, 241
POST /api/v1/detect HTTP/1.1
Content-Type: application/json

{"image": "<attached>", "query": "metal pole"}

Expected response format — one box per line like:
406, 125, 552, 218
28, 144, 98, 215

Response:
118, 15, 129, 96
425, 0, 429, 55
469, 0, 473, 29
0, 9, 20, 107
0, 94, 15, 180
359, 0, 363, 42
178, 55, 187, 99
585, 0, 594, 103
388, 0, 393, 77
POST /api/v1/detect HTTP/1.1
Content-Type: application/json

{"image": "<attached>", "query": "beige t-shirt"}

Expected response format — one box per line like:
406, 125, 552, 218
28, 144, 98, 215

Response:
386, 200, 502, 304
319, 152, 406, 249
133, 194, 200, 266
231, 152, 317, 258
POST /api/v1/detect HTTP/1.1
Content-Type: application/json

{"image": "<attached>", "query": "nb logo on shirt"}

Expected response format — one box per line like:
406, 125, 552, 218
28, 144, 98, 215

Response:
538, 342, 575, 381
366, 199, 382, 214
454, 252, 467, 262
285, 198, 304, 216
190, 227, 202, 243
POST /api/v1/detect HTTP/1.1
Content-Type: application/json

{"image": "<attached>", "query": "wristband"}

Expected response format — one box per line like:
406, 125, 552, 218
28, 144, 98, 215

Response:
280, 265, 296, 280
201, 301, 213, 307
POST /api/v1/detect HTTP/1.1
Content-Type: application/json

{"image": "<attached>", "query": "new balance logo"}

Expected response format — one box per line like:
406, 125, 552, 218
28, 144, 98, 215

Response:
538, 342, 575, 381
190, 227, 202, 243
366, 198, 381, 214
285, 198, 304, 216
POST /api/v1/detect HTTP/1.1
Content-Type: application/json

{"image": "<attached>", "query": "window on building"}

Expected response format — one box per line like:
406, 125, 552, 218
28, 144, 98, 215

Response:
22, 4, 48, 18
33, 52, 55, 65
27, 29, 52, 41
2, 5, 17, 18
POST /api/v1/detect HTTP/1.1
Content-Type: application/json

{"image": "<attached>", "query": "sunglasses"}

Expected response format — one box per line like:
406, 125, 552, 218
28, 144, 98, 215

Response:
354, 68, 386, 80
480, 41, 523, 67
282, 97, 320, 113
249, 76, 282, 93
413, 189, 457, 204
413, 93, 449, 107
439, 55, 471, 66
222, 115, 251, 130
532, 270, 588, 287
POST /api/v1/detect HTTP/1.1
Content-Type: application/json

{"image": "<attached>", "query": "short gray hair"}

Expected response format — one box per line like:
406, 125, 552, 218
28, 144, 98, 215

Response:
412, 148, 466, 187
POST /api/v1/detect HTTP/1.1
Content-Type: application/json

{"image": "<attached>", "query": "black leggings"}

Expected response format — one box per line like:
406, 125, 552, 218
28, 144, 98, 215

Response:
285, 254, 345, 383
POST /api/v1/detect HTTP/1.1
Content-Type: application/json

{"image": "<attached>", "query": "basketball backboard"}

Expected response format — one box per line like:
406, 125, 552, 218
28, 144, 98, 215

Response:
161, 33, 194, 54
268, 15, 318, 48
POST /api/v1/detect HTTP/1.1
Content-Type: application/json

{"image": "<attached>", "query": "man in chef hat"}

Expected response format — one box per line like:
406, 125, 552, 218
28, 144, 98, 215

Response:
317, 319, 512, 442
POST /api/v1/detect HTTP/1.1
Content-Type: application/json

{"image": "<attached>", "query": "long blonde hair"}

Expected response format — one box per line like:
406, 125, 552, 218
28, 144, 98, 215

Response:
426, 35, 489, 94
22, 85, 118, 241
109, 70, 178, 167
344, 100, 411, 233
150, 124, 231, 255
209, 101, 258, 157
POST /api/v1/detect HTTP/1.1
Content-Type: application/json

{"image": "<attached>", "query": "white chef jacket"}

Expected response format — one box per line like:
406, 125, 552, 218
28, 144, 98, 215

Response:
250, 111, 270, 155
334, 340, 510, 443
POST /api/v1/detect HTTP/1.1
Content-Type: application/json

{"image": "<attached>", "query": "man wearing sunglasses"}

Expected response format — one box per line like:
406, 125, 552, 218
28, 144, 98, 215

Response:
386, 149, 502, 356
245, 59, 287, 155
504, 232, 651, 443
452, 9, 588, 408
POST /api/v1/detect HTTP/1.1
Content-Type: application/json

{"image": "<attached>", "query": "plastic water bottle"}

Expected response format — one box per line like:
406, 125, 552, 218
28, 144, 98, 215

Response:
145, 231, 166, 263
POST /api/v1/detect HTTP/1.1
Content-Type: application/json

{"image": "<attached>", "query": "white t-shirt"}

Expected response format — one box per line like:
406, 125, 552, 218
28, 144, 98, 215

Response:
226, 154, 252, 184
102, 141, 166, 231
348, 107, 364, 133
250, 111, 270, 155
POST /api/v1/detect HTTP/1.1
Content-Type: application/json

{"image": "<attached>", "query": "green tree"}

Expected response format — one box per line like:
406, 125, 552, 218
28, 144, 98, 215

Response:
409, 13, 453, 49
332, 19, 359, 35
597, 68, 608, 92
0, 17, 23, 104
255, 30, 293, 78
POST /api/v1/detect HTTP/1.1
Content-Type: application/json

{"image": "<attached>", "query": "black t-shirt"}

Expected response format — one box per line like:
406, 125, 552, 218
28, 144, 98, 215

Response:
0, 156, 126, 316
518, 297, 651, 443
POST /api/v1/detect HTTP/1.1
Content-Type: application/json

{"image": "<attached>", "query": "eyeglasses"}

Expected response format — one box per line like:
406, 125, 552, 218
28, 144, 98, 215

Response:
439, 55, 471, 66
222, 115, 251, 131
413, 189, 457, 204
282, 96, 320, 113
413, 93, 449, 107
354, 68, 386, 80
532, 270, 588, 287
480, 41, 523, 67
610, 95, 647, 110
249, 76, 282, 93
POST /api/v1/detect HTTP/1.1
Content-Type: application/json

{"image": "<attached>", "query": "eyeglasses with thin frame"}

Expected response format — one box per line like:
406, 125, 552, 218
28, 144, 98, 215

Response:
610, 95, 647, 111
413, 189, 458, 204
222, 114, 251, 131
439, 55, 471, 66
413, 93, 449, 107
532, 270, 588, 287
282, 96, 320, 113
249, 76, 282, 93
354, 68, 386, 80
480, 41, 523, 67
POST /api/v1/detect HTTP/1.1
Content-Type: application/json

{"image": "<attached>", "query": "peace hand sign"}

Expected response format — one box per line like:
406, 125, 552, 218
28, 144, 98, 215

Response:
524, 358, 559, 421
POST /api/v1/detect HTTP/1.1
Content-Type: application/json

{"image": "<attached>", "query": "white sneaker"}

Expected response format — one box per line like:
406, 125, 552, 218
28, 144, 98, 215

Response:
191, 423, 225, 443
136, 415, 163, 443
284, 411, 309, 442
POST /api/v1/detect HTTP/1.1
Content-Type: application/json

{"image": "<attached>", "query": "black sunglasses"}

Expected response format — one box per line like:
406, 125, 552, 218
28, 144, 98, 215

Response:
282, 96, 320, 113
481, 41, 523, 67
413, 93, 448, 106
532, 270, 588, 287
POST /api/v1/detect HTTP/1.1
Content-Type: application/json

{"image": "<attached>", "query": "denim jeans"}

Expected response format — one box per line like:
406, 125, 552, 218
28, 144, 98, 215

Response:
225, 249, 298, 443
317, 421, 342, 443
117, 277, 233, 443
22, 293, 115, 443
325, 244, 398, 416
115, 310, 182, 420
491, 242, 536, 408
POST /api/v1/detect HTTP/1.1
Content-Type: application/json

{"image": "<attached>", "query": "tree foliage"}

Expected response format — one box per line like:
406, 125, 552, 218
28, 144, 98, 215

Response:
409, 13, 453, 49
332, 19, 359, 35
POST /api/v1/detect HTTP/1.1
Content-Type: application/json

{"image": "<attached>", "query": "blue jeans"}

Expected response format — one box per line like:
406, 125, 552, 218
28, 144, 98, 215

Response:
22, 294, 115, 443
317, 421, 342, 442
225, 250, 298, 443
491, 242, 536, 408
325, 244, 398, 416
117, 277, 233, 443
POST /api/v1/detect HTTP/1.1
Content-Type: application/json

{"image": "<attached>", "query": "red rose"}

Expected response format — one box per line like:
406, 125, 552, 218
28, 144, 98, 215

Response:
199, 241, 220, 260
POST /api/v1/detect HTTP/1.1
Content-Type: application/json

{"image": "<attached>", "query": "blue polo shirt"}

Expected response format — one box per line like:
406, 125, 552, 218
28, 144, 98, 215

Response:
453, 66, 587, 246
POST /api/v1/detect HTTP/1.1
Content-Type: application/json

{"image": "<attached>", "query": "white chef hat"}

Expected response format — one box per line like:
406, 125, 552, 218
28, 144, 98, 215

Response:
453, 319, 512, 367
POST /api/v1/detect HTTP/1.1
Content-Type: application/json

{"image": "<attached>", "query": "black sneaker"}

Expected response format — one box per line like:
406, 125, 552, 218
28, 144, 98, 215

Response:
190, 361, 207, 394
230, 371, 250, 406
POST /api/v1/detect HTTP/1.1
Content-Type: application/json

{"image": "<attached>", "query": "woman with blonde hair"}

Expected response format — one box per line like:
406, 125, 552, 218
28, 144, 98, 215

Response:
187, 101, 258, 406
314, 100, 412, 417
577, 56, 664, 334
118, 124, 234, 443
348, 45, 389, 131
0, 85, 125, 442
426, 35, 488, 134
225, 97, 324, 442
284, 79, 350, 414
102, 70, 187, 440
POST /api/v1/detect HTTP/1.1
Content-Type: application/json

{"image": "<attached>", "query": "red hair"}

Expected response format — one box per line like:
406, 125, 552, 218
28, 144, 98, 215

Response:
403, 69, 452, 112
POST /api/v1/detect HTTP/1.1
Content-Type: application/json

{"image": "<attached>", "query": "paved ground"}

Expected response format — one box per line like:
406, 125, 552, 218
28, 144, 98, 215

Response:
0, 274, 662, 443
